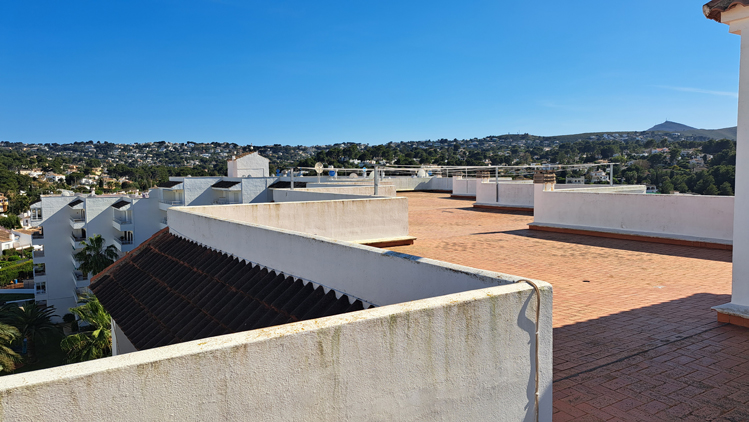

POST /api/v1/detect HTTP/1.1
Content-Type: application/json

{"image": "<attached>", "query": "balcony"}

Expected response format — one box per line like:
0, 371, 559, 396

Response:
72, 271, 89, 287
70, 234, 86, 249
31, 230, 44, 241
159, 217, 168, 229
158, 200, 184, 211
114, 237, 135, 253
113, 218, 134, 232
213, 198, 240, 205
69, 216, 85, 229
71, 254, 81, 268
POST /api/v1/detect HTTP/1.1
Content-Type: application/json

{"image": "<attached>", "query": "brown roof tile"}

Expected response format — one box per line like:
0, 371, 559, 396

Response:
704, 0, 749, 21
91, 229, 371, 351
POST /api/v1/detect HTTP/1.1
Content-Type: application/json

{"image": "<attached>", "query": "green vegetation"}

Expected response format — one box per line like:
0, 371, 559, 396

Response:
0, 261, 32, 287
73, 235, 118, 278
61, 297, 112, 363
0, 323, 21, 373
0, 302, 58, 363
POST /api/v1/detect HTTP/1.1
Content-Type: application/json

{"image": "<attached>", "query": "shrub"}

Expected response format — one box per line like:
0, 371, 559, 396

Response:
0, 261, 33, 287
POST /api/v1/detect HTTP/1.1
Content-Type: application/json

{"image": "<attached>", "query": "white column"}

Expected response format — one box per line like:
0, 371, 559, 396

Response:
713, 12, 749, 321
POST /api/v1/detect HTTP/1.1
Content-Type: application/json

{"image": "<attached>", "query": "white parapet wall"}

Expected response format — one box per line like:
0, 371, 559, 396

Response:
475, 183, 647, 210
476, 181, 535, 209
451, 177, 482, 197
283, 184, 397, 198
531, 189, 734, 246
0, 280, 552, 421
176, 198, 411, 245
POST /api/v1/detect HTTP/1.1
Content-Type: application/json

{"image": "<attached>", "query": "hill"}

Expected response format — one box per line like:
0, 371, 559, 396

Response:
646, 120, 736, 140
646, 121, 696, 132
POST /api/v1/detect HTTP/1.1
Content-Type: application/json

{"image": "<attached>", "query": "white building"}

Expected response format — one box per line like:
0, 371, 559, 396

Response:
29, 194, 162, 316
227, 151, 270, 177
589, 169, 609, 183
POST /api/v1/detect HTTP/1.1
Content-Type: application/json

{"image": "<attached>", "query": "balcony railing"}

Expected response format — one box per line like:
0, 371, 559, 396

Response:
71, 234, 86, 242
160, 218, 168, 225
70, 216, 85, 224
33, 250, 44, 258
73, 271, 88, 281
34, 270, 46, 277
114, 218, 133, 225
116, 238, 134, 245
213, 198, 240, 205
160, 200, 184, 206
31, 232, 44, 240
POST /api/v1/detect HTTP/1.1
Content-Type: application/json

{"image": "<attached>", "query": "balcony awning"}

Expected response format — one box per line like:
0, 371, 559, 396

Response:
157, 181, 183, 189
211, 180, 241, 189
111, 200, 130, 209
67, 199, 84, 208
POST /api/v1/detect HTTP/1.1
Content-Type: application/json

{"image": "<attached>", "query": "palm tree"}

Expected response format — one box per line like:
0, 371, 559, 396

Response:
0, 302, 58, 362
74, 234, 119, 278
60, 297, 111, 363
0, 323, 21, 373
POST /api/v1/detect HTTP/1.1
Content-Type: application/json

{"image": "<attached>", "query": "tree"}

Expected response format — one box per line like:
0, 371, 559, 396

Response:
704, 184, 720, 196
0, 323, 21, 373
660, 180, 674, 195
720, 182, 734, 196
0, 302, 58, 362
0, 214, 21, 230
60, 297, 112, 363
73, 235, 119, 278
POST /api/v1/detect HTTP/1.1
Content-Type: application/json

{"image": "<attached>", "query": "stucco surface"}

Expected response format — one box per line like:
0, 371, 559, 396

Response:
0, 282, 552, 421
177, 198, 409, 243
533, 189, 734, 243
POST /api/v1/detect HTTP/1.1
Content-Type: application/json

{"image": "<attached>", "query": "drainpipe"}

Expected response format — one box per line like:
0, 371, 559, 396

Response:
290, 168, 294, 190
495, 166, 499, 203
609, 163, 614, 186
374, 165, 380, 196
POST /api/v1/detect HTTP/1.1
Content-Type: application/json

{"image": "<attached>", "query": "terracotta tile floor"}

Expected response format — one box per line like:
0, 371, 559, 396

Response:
388, 192, 749, 421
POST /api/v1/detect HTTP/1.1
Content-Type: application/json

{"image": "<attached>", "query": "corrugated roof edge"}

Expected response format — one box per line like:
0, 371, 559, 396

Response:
91, 227, 171, 286
704, 0, 749, 21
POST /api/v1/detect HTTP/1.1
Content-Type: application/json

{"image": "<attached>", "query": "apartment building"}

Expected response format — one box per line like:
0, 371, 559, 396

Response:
29, 194, 162, 316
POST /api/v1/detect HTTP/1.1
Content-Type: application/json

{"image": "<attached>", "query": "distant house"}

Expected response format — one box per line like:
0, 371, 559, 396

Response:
565, 177, 585, 185
589, 170, 609, 183
227, 151, 270, 177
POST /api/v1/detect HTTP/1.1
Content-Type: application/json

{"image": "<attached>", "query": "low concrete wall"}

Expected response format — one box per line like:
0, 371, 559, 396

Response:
532, 189, 734, 244
290, 184, 397, 197
475, 183, 647, 210
426, 176, 452, 192
271, 189, 377, 203
476, 181, 534, 209
384, 177, 433, 191
0, 282, 552, 421
176, 198, 410, 244
451, 177, 483, 197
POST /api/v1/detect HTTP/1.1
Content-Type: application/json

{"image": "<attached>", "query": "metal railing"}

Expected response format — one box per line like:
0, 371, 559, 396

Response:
69, 216, 85, 223
71, 234, 85, 242
160, 200, 184, 206
73, 272, 88, 281
114, 217, 133, 225
116, 238, 134, 245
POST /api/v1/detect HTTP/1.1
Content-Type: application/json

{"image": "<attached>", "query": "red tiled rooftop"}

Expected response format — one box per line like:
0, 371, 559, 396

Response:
389, 192, 748, 421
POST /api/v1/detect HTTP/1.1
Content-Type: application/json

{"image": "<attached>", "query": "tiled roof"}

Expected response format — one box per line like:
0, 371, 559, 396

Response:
67, 198, 84, 207
111, 200, 130, 209
0, 228, 11, 243
704, 0, 749, 21
157, 181, 183, 188
211, 180, 241, 189
268, 181, 307, 189
91, 229, 371, 351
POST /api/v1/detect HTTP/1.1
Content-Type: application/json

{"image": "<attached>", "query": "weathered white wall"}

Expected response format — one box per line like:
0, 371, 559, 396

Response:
451, 177, 481, 197
111, 318, 137, 355
176, 198, 410, 243
271, 190, 379, 203
384, 177, 433, 191
300, 184, 397, 197
227, 152, 270, 177
476, 181, 534, 208
0, 282, 552, 422
169, 205, 539, 307
427, 176, 452, 191
533, 189, 734, 244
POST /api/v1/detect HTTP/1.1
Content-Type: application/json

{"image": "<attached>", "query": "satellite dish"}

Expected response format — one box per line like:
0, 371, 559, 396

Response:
349, 173, 359, 178
314, 162, 323, 175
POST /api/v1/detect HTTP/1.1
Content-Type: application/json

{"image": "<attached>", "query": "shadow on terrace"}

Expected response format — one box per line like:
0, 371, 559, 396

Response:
553, 293, 749, 421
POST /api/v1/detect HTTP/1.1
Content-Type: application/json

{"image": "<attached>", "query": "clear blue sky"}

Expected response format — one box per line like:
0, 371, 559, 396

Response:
0, 0, 741, 146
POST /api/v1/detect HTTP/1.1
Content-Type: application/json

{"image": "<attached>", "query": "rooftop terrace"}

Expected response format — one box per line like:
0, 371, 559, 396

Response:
389, 192, 747, 421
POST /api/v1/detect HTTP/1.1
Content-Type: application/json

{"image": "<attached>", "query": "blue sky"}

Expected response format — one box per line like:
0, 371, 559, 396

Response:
0, 0, 741, 146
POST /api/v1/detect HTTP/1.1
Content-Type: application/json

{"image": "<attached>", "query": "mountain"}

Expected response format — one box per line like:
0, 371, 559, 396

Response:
646, 121, 696, 132
646, 120, 736, 140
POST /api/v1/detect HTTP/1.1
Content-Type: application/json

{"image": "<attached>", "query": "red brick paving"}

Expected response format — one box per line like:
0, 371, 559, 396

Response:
389, 192, 749, 421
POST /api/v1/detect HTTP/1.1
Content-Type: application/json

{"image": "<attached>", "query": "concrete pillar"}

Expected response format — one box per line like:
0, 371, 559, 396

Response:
707, 7, 749, 326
